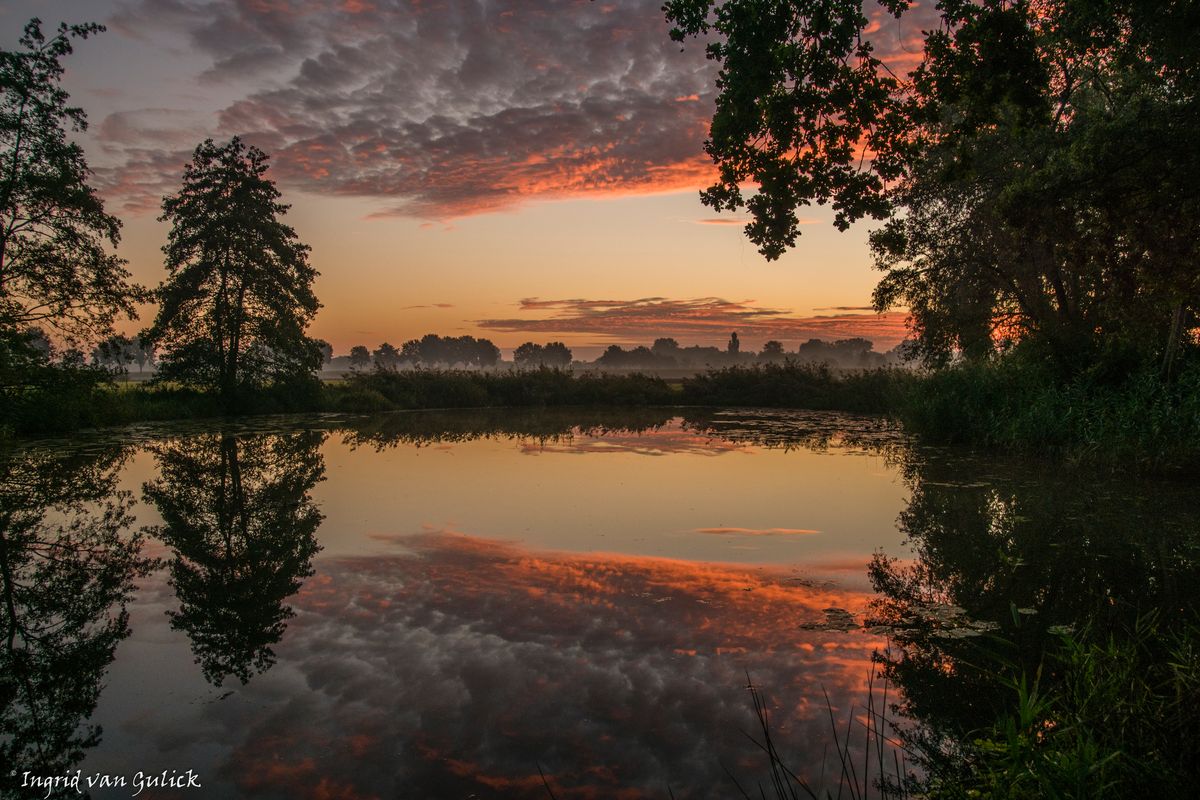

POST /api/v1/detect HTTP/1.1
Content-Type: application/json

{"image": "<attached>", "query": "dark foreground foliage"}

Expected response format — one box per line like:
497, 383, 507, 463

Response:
679, 356, 1200, 471
906, 617, 1200, 800
680, 361, 915, 413
900, 356, 1200, 472
327, 367, 675, 412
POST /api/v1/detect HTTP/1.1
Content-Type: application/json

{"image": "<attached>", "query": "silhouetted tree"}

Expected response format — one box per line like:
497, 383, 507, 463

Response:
651, 337, 680, 357
0, 19, 143, 344
405, 334, 501, 367
132, 334, 153, 373
24, 327, 51, 359
595, 345, 672, 369
542, 341, 572, 367
373, 341, 400, 370
513, 342, 544, 367
727, 332, 739, 354
474, 337, 501, 367
142, 431, 325, 686
349, 345, 371, 369
513, 341, 573, 368
146, 138, 321, 403
666, 0, 1200, 368
92, 332, 135, 376
759, 340, 785, 361
314, 339, 333, 366
400, 339, 421, 364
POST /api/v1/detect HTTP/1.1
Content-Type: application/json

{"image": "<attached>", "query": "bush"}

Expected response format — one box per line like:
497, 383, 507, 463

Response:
900, 353, 1200, 471
338, 367, 676, 410
681, 361, 914, 412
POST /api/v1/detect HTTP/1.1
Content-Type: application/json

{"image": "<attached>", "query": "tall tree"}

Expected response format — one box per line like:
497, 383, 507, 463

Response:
146, 137, 320, 401
0, 19, 142, 343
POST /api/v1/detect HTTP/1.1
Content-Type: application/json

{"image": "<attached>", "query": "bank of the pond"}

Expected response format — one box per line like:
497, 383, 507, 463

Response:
4, 359, 1199, 471
685, 359, 1200, 472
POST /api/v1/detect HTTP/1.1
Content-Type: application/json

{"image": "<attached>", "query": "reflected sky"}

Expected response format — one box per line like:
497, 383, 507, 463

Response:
83, 531, 889, 799
49, 410, 913, 799
10, 409, 1196, 797
112, 412, 910, 578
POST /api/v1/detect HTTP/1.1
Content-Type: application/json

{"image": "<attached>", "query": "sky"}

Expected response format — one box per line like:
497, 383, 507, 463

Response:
2, 0, 923, 358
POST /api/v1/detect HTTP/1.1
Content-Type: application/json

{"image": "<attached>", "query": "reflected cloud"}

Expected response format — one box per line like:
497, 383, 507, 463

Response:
155, 531, 896, 798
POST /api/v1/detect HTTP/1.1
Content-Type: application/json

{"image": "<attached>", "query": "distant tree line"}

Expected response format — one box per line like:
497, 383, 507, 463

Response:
91, 333, 154, 375
592, 335, 897, 370
335, 334, 896, 372
513, 341, 572, 368
342, 334, 503, 370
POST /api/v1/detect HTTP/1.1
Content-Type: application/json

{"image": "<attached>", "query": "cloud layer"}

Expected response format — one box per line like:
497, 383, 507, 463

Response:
478, 297, 910, 348
102, 0, 720, 217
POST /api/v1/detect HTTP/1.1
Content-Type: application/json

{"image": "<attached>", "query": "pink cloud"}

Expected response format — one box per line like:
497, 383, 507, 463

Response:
478, 297, 910, 350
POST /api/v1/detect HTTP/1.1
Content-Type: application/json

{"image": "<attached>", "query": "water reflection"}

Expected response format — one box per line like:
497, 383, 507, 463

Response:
867, 449, 1200, 762
216, 531, 885, 799
142, 431, 325, 686
341, 406, 678, 449
0, 445, 152, 792
4, 409, 1194, 798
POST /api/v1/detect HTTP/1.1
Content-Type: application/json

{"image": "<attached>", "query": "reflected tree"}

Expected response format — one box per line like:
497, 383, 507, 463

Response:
0, 445, 152, 792
867, 449, 1200, 785
142, 431, 325, 686
340, 407, 676, 451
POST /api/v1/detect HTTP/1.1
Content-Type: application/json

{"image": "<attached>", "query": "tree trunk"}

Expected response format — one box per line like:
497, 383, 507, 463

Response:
1161, 301, 1186, 382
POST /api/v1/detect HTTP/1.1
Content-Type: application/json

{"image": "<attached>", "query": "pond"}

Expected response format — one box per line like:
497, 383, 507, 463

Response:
2, 408, 1197, 799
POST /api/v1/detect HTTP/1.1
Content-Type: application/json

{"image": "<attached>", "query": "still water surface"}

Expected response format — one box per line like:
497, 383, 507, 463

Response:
2, 408, 1196, 798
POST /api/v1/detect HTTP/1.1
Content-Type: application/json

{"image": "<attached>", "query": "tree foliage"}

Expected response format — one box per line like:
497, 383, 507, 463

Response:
513, 341, 572, 367
397, 333, 501, 367
373, 341, 401, 369
146, 137, 320, 400
0, 19, 142, 343
348, 344, 371, 369
665, 0, 1200, 367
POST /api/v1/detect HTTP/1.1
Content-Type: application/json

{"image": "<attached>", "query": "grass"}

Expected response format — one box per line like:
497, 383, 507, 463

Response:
899, 356, 1200, 471
326, 366, 677, 412
680, 361, 915, 413
914, 615, 1200, 799
725, 665, 912, 800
